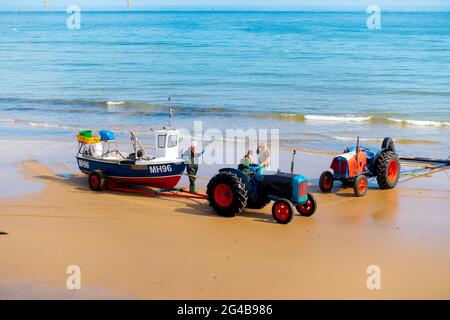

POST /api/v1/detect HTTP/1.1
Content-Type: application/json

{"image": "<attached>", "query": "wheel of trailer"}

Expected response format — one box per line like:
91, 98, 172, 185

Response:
207, 172, 248, 217
375, 151, 400, 189
296, 193, 317, 217
354, 175, 368, 197
89, 170, 105, 192
319, 171, 334, 193
382, 137, 396, 152
272, 199, 294, 224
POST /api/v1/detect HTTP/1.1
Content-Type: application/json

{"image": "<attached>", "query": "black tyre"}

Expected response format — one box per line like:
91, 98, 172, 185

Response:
89, 170, 105, 191
296, 193, 317, 217
375, 150, 400, 189
272, 199, 294, 224
354, 175, 368, 197
319, 171, 334, 193
382, 137, 396, 152
207, 172, 248, 217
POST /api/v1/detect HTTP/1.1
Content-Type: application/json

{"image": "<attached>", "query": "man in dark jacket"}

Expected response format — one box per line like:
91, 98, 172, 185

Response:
183, 141, 204, 193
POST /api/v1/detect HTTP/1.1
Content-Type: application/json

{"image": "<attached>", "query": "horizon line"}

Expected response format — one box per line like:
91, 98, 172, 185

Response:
1, 6, 450, 13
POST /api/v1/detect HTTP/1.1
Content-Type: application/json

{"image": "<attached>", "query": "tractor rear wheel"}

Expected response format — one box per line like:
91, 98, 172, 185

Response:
89, 170, 105, 191
207, 172, 248, 217
382, 137, 396, 152
296, 193, 317, 217
272, 199, 294, 224
375, 151, 400, 189
319, 171, 334, 193
354, 175, 368, 197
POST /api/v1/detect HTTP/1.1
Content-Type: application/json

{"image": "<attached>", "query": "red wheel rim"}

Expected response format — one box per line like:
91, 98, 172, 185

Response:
298, 199, 312, 214
323, 175, 332, 190
90, 174, 100, 189
274, 202, 290, 222
214, 183, 233, 208
358, 178, 367, 194
387, 159, 398, 182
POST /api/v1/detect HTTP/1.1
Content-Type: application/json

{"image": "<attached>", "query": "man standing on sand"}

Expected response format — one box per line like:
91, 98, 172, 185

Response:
257, 142, 271, 169
183, 141, 204, 193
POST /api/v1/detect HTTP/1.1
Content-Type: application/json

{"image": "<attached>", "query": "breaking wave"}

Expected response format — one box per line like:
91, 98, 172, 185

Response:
106, 101, 126, 106
305, 115, 371, 122
253, 113, 450, 127
330, 136, 440, 145
385, 118, 450, 127
3, 118, 78, 131
3, 97, 448, 127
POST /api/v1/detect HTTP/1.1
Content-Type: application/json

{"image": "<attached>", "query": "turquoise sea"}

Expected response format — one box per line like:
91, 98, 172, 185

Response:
0, 11, 449, 157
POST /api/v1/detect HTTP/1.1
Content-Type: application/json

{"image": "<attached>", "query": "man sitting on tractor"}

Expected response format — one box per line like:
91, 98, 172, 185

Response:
239, 150, 260, 177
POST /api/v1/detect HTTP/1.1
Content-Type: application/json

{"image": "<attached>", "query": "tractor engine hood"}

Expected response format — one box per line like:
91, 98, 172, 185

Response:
261, 172, 308, 202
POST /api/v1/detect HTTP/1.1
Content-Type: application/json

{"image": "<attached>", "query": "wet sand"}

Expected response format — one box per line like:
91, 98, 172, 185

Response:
0, 155, 449, 299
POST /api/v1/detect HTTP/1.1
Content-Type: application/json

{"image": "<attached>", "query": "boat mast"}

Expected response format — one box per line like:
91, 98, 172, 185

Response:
168, 97, 175, 129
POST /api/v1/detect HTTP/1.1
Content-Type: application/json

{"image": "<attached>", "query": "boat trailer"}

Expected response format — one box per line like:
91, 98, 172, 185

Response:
104, 180, 208, 200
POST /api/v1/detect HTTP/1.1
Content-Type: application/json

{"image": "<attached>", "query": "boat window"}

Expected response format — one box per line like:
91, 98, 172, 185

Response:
158, 135, 166, 148
168, 135, 178, 148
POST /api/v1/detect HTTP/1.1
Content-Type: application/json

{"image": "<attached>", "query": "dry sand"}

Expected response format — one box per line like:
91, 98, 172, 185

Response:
0, 156, 449, 299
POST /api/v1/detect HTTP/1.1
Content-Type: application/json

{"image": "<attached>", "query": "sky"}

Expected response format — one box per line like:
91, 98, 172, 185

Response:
0, 0, 449, 11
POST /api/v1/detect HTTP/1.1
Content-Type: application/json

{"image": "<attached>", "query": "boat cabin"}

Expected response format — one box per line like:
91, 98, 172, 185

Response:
153, 128, 180, 160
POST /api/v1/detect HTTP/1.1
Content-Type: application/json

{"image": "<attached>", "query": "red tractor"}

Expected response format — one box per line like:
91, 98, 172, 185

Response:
319, 137, 400, 197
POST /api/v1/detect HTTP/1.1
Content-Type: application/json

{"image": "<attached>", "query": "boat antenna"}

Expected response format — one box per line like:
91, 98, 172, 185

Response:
168, 97, 175, 128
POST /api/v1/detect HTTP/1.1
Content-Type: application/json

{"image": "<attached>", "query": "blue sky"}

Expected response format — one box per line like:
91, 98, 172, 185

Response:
1, 0, 449, 11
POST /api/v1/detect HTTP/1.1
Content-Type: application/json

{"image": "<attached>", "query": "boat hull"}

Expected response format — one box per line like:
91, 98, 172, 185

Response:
77, 157, 186, 189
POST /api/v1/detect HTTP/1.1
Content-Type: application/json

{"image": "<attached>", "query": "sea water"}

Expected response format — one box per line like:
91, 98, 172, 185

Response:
0, 11, 449, 158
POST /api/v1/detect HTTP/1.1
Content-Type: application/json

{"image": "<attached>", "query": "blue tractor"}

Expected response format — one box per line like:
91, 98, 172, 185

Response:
206, 161, 317, 224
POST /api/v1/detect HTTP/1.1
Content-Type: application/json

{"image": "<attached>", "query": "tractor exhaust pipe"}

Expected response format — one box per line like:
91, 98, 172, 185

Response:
291, 150, 296, 174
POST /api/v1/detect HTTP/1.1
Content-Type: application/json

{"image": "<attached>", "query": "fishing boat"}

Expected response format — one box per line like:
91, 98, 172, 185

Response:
76, 127, 186, 190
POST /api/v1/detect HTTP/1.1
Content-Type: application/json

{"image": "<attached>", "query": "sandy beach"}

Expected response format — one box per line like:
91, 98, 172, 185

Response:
1, 149, 449, 300
1, 6, 450, 303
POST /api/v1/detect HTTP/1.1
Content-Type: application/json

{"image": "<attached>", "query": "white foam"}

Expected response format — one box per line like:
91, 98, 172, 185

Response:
0, 118, 17, 123
106, 101, 125, 106
27, 121, 75, 131
305, 115, 371, 122
387, 118, 450, 127
331, 136, 381, 142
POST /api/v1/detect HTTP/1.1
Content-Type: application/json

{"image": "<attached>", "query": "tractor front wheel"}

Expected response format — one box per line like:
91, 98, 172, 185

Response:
354, 175, 368, 197
207, 172, 248, 217
296, 193, 317, 217
319, 171, 334, 193
272, 199, 294, 224
89, 170, 105, 191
